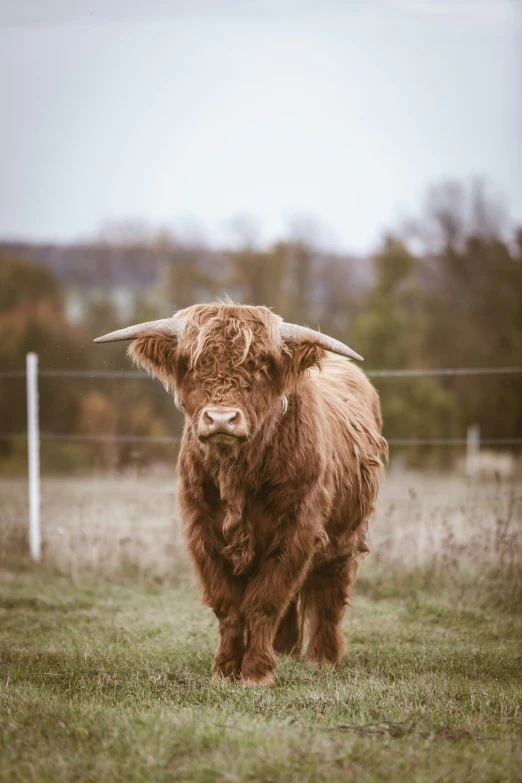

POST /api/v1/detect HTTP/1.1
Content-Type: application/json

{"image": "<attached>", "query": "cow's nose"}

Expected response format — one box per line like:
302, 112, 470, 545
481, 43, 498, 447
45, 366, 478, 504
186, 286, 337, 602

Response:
202, 407, 242, 433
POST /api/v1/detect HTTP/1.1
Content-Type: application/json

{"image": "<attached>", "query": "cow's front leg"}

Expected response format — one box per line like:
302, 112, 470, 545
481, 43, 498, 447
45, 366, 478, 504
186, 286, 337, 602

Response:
183, 508, 245, 680
203, 557, 245, 681
239, 523, 316, 686
213, 604, 244, 681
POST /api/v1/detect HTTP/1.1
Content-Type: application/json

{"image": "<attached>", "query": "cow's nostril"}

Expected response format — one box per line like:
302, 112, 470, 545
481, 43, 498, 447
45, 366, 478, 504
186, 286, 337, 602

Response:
203, 410, 215, 425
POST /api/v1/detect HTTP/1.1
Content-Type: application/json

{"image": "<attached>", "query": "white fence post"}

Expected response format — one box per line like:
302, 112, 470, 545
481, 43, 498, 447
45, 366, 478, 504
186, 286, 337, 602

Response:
26, 353, 41, 561
466, 424, 480, 480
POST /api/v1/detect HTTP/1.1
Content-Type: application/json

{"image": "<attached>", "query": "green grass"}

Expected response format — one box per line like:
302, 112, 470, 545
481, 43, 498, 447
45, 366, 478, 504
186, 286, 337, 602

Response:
1, 473, 521, 779
1, 570, 521, 783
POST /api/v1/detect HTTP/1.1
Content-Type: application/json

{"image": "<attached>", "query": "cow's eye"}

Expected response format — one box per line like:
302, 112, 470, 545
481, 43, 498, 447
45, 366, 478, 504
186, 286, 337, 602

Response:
244, 358, 271, 380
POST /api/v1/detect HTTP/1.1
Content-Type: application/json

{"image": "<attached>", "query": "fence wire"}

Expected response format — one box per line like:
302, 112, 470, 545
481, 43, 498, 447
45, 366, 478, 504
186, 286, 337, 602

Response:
1, 365, 521, 448
2, 366, 522, 380
1, 433, 521, 446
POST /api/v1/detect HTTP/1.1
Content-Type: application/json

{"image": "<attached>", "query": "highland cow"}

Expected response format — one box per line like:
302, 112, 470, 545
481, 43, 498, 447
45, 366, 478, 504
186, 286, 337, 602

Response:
95, 304, 387, 686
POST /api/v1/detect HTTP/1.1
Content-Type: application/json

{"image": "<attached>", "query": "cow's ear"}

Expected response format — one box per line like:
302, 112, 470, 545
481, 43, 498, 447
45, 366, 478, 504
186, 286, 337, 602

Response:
282, 338, 325, 386
127, 333, 180, 390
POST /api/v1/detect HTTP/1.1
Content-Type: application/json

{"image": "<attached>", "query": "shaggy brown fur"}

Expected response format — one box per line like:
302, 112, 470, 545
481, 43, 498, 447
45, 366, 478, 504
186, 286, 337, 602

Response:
129, 304, 387, 686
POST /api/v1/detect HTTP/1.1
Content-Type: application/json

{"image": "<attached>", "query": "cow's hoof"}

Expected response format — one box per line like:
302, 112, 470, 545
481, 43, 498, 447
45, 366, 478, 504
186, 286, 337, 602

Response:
212, 653, 243, 682
239, 673, 274, 688
212, 666, 241, 684
305, 643, 342, 668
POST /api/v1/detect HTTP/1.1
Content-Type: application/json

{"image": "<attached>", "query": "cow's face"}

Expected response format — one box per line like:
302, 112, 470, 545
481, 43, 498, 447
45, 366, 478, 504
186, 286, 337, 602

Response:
177, 342, 284, 449
128, 304, 323, 454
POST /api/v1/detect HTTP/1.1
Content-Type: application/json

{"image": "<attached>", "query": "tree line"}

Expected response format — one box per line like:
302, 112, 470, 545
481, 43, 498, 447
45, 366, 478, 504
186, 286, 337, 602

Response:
0, 179, 520, 473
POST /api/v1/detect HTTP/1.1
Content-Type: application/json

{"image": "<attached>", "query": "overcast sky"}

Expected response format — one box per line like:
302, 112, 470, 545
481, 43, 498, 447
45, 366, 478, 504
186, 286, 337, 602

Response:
1, 0, 521, 252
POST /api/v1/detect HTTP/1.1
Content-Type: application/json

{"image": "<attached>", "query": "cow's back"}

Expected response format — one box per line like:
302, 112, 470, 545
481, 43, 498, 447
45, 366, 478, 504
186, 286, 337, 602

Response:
309, 354, 383, 441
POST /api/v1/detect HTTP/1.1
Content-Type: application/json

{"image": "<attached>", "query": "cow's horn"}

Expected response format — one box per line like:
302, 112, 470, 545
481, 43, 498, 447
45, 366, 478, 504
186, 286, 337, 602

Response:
280, 322, 363, 361
94, 317, 184, 344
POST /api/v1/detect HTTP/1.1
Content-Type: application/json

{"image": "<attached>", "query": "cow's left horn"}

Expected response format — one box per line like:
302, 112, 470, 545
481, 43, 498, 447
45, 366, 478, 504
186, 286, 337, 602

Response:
94, 317, 184, 343
280, 322, 363, 361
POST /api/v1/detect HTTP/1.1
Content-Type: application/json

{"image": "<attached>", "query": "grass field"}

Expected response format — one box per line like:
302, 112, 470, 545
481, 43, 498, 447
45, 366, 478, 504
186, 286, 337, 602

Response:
1, 472, 521, 781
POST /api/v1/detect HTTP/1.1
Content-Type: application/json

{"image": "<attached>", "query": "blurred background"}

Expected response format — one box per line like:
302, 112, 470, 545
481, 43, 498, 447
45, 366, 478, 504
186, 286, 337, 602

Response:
1, 0, 521, 582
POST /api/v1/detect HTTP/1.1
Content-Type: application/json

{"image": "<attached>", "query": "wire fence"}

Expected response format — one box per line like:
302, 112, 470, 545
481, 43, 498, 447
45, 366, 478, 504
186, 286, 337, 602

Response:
2, 433, 522, 446
2, 356, 521, 563
2, 366, 522, 380
1, 364, 522, 447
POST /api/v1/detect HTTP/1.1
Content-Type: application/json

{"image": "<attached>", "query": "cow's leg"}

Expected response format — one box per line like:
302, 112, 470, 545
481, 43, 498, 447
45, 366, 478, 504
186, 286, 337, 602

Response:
213, 605, 245, 681
239, 524, 315, 686
304, 556, 358, 666
180, 499, 245, 680
197, 558, 244, 680
192, 551, 244, 680
273, 597, 301, 657
200, 558, 244, 681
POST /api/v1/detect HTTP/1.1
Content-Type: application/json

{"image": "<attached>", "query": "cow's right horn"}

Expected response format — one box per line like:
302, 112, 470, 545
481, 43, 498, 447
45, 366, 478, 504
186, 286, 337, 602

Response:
94, 316, 185, 344
280, 322, 363, 361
